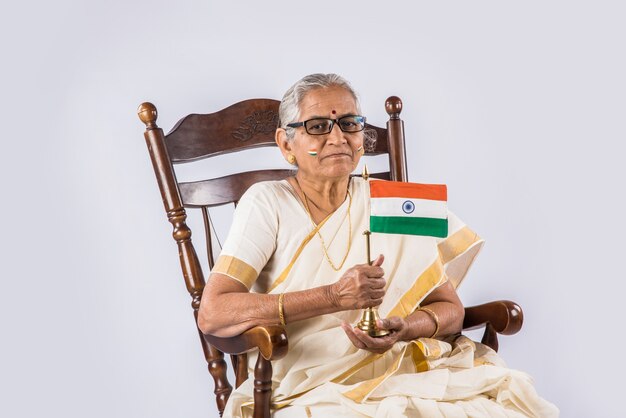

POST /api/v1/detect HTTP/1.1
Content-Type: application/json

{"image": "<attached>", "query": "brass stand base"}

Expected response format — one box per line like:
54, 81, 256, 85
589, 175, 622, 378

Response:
356, 307, 390, 337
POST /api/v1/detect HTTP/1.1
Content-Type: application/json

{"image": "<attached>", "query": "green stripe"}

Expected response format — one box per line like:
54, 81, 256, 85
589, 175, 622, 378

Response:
370, 216, 448, 238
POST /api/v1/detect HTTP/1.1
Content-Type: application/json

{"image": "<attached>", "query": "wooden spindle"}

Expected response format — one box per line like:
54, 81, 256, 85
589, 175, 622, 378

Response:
228, 353, 250, 388
253, 355, 273, 418
385, 96, 408, 182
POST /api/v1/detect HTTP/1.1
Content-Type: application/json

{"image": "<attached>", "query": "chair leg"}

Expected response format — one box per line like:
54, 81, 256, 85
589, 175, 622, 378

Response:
481, 323, 499, 352
234, 353, 249, 388
253, 355, 273, 418
205, 344, 233, 416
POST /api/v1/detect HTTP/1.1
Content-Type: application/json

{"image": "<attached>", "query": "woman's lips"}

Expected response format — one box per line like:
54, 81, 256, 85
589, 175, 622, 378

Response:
322, 153, 352, 160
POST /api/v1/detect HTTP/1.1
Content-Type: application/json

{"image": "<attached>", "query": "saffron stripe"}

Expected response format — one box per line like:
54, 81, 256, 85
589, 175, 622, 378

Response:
370, 216, 448, 238
370, 180, 447, 201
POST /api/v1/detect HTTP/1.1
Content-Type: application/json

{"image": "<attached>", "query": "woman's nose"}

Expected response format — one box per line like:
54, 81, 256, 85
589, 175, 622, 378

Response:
326, 122, 347, 144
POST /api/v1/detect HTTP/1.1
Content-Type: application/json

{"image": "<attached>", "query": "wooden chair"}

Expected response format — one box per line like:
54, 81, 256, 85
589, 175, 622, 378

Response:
137, 97, 523, 418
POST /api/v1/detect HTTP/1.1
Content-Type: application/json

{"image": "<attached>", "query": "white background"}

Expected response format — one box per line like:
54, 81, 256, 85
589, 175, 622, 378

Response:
1, 1, 624, 417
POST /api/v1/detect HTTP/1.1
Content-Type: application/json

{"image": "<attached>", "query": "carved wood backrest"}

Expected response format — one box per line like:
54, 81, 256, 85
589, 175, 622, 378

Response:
138, 96, 407, 415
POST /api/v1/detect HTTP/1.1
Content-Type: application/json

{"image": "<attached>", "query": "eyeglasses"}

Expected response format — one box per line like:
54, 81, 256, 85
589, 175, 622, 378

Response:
286, 115, 366, 135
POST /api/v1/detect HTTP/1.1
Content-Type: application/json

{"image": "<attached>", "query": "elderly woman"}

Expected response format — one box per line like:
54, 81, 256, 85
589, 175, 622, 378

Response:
198, 74, 557, 418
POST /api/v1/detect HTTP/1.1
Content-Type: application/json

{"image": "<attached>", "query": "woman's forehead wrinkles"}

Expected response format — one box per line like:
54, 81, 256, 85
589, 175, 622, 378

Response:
301, 98, 356, 116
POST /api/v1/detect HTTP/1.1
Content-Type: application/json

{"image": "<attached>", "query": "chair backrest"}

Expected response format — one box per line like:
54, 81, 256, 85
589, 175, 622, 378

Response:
137, 96, 408, 415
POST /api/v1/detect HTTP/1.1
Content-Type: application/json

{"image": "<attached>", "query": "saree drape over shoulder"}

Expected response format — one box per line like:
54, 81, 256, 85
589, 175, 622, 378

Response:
212, 178, 558, 418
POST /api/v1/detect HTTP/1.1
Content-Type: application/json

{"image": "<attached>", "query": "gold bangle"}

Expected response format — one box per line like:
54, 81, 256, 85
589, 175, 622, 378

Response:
278, 293, 286, 326
418, 306, 440, 338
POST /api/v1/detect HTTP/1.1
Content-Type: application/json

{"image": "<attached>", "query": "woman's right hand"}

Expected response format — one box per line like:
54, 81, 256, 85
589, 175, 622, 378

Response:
330, 254, 386, 310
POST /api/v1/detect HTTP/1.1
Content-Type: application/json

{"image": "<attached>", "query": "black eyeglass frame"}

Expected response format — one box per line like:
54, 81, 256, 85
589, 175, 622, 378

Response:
286, 115, 367, 135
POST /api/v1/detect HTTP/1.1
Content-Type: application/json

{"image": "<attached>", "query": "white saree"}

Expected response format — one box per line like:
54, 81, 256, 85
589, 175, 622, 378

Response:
212, 178, 558, 418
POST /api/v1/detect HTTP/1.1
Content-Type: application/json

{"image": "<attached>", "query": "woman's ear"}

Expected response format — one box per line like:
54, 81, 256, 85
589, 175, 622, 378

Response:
275, 128, 293, 158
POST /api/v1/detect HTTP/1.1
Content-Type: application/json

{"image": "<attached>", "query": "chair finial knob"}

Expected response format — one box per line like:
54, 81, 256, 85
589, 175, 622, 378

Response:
138, 102, 158, 128
385, 96, 403, 120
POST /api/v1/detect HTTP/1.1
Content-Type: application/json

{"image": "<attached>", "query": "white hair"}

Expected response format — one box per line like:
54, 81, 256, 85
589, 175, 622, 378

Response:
278, 73, 362, 141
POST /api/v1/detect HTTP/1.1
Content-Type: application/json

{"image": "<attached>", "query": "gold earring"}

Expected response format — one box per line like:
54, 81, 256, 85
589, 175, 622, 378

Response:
287, 154, 297, 165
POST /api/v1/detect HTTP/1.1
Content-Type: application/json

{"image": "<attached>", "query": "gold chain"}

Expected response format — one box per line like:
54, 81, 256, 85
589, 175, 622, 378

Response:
297, 178, 352, 271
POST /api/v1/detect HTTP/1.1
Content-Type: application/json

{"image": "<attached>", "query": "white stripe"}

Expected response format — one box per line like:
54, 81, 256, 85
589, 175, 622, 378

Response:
370, 197, 447, 219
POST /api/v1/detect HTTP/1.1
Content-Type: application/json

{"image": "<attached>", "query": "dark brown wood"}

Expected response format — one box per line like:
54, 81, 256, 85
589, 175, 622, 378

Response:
201, 207, 216, 269
201, 335, 233, 415
234, 353, 249, 388
385, 96, 408, 182
165, 99, 281, 163
204, 325, 288, 360
180, 170, 295, 208
253, 355, 273, 418
481, 323, 499, 352
462, 300, 524, 352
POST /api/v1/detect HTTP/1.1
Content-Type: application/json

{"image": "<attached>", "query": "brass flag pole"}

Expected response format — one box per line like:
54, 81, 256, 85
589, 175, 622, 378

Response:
355, 165, 390, 337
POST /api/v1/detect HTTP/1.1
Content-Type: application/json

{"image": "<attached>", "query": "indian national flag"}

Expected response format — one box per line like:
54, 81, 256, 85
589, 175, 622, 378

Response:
369, 179, 448, 238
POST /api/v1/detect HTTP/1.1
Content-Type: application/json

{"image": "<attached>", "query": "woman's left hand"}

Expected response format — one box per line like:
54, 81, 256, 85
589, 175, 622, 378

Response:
341, 317, 408, 354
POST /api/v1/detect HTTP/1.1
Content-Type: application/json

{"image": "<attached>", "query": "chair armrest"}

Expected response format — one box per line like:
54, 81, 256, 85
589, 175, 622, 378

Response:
463, 300, 523, 336
203, 325, 289, 361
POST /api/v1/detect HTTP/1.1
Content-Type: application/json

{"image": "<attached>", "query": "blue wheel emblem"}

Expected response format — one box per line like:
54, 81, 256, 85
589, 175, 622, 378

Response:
402, 200, 415, 214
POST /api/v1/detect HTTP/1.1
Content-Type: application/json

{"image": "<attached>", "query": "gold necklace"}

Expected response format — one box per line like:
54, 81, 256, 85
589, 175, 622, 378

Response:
297, 178, 353, 271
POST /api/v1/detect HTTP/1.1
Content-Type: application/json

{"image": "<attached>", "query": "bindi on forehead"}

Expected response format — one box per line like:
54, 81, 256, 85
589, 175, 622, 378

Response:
331, 110, 336, 115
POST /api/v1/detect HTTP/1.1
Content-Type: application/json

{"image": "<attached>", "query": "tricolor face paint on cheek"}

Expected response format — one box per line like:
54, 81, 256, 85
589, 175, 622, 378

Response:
307, 149, 318, 156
